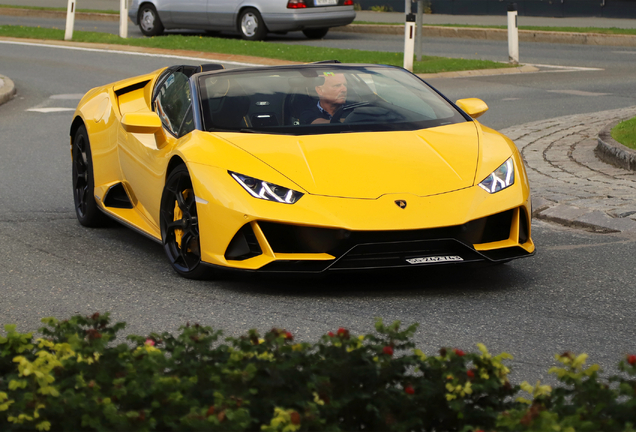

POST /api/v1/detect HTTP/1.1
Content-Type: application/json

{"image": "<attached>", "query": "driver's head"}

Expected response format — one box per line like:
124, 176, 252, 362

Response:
315, 73, 347, 107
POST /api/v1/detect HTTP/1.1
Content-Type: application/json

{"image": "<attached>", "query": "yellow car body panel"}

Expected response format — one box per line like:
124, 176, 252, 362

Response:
71, 64, 534, 275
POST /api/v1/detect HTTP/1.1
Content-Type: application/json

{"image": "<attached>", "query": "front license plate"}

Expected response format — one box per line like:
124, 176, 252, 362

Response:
315, 0, 338, 5
406, 256, 464, 264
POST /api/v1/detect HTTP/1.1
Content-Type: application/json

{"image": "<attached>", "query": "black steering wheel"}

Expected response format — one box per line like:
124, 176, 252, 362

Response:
330, 102, 370, 124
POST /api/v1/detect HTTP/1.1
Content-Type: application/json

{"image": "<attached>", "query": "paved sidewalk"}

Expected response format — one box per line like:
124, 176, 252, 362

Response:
502, 107, 636, 233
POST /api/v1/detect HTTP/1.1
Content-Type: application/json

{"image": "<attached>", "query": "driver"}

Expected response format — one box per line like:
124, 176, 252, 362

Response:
299, 72, 348, 124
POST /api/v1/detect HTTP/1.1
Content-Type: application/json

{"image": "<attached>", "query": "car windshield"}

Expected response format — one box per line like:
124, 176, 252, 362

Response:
197, 65, 467, 135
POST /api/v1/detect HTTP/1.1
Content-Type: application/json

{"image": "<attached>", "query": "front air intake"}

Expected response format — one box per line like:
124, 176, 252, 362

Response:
225, 224, 262, 261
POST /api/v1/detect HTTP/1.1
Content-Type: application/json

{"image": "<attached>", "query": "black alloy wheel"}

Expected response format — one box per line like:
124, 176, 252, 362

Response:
138, 3, 164, 36
160, 165, 211, 279
238, 8, 267, 41
72, 125, 107, 227
302, 27, 329, 39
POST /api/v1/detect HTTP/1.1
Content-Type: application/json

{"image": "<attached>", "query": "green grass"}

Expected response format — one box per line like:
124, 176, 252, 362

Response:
0, 25, 514, 74
0, 4, 118, 14
354, 21, 636, 35
612, 117, 636, 150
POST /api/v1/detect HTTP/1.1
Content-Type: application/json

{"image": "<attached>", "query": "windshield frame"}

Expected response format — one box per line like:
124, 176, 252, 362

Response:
194, 64, 470, 136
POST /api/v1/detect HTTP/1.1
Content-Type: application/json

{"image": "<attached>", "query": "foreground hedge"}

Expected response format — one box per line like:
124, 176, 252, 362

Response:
0, 314, 635, 431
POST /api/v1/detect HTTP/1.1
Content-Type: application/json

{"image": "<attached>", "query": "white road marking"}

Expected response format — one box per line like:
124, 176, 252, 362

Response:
0, 40, 262, 67
526, 63, 604, 71
612, 51, 636, 54
501, 97, 520, 101
547, 89, 610, 97
27, 107, 75, 113
50, 94, 84, 100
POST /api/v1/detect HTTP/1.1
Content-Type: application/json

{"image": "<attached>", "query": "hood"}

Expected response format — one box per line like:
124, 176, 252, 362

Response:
222, 122, 480, 199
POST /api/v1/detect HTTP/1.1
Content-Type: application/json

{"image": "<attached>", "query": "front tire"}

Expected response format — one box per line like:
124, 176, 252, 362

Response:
160, 165, 212, 279
302, 28, 329, 39
138, 3, 164, 37
72, 125, 107, 227
238, 8, 267, 41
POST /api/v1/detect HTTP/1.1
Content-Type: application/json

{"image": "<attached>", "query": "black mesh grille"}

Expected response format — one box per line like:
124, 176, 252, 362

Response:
258, 209, 514, 257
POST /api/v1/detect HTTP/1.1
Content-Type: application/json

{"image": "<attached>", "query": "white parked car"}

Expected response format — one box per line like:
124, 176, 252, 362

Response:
128, 0, 356, 40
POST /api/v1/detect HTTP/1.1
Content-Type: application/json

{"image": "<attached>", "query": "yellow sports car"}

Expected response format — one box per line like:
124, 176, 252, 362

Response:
71, 62, 534, 279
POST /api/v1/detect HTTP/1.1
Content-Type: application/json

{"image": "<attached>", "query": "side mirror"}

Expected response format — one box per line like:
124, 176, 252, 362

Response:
121, 111, 162, 133
455, 98, 489, 119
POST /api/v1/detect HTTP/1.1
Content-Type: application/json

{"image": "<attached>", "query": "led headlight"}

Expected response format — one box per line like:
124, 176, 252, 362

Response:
230, 171, 304, 204
479, 158, 514, 193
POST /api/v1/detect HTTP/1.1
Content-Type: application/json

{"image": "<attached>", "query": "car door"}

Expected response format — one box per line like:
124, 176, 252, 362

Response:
207, 0, 239, 29
118, 70, 194, 230
165, 0, 210, 28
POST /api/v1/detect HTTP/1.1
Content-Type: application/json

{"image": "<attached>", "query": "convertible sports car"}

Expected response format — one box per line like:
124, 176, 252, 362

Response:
70, 62, 535, 279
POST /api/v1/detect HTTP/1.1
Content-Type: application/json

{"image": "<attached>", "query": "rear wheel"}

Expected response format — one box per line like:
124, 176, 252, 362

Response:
302, 27, 329, 39
160, 165, 212, 279
72, 125, 107, 227
138, 3, 164, 36
238, 8, 267, 41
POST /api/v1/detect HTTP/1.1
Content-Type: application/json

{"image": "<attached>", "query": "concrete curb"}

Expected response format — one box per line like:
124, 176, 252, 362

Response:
417, 64, 539, 79
0, 73, 16, 106
595, 119, 636, 171
2, 7, 636, 47
337, 24, 636, 47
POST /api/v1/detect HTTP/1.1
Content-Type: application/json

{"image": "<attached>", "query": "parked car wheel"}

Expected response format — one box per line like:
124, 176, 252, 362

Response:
302, 27, 329, 39
138, 3, 164, 37
238, 8, 267, 41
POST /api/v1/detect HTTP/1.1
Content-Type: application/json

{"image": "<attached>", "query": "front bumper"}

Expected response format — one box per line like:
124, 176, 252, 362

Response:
217, 206, 534, 273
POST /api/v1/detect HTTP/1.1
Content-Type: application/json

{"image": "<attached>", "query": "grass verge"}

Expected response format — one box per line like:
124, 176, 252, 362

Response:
354, 21, 636, 35
612, 116, 636, 150
0, 25, 514, 74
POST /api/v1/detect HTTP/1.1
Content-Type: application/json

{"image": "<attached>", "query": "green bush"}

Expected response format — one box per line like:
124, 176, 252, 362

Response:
0, 313, 635, 431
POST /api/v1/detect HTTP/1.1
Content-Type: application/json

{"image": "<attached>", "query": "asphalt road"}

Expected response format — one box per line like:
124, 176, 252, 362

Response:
1, 40, 636, 386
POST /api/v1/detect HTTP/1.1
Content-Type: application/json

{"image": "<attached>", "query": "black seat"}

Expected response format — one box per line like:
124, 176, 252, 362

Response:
202, 95, 251, 131
283, 78, 316, 126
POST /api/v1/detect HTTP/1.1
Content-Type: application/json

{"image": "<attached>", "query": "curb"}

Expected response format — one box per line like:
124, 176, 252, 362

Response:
2, 7, 636, 47
0, 73, 16, 106
417, 64, 539, 79
596, 119, 636, 171
337, 24, 636, 47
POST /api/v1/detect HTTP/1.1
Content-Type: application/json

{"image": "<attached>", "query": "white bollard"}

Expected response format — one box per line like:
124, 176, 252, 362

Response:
507, 4, 519, 65
403, 13, 416, 72
64, 0, 76, 41
120, 0, 128, 38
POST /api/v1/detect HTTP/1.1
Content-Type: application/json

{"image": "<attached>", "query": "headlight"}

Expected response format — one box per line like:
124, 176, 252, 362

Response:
230, 171, 304, 204
479, 158, 514, 193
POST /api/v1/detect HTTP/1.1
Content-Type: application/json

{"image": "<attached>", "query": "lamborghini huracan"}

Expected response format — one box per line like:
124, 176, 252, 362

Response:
70, 62, 535, 279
